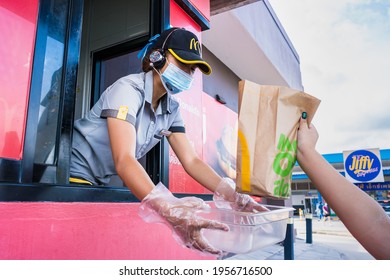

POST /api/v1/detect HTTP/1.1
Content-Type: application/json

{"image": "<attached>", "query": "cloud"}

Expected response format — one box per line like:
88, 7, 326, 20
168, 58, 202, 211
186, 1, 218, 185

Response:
337, 107, 390, 131
268, 0, 390, 153
344, 1, 390, 31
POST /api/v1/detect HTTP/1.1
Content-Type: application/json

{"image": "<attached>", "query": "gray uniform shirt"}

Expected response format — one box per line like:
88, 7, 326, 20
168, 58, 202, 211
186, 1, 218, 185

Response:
70, 71, 185, 185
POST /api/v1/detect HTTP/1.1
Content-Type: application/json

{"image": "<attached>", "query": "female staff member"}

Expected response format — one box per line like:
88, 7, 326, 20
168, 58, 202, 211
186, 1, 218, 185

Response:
70, 27, 267, 256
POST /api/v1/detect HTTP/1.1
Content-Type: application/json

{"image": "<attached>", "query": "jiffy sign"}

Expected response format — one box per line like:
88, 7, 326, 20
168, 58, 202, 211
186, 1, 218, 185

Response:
343, 148, 384, 183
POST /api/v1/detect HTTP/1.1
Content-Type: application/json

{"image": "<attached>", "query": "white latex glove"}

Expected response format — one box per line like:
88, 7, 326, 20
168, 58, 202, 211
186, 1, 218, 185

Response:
213, 178, 269, 212
138, 182, 229, 256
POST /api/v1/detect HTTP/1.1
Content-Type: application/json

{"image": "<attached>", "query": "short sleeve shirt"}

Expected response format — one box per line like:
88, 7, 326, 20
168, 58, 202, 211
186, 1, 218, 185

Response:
70, 71, 185, 185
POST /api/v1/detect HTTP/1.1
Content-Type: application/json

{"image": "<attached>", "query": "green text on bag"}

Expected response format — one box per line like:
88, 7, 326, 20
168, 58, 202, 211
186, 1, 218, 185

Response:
273, 133, 297, 197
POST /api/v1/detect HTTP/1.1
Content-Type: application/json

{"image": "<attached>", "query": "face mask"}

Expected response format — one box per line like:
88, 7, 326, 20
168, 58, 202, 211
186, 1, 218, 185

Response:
158, 62, 194, 95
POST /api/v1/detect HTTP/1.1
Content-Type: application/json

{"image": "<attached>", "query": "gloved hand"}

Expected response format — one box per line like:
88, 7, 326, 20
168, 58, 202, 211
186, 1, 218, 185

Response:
138, 182, 229, 256
213, 178, 269, 212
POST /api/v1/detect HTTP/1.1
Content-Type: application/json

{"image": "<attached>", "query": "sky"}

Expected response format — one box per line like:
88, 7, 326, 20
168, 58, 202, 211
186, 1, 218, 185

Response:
267, 0, 390, 154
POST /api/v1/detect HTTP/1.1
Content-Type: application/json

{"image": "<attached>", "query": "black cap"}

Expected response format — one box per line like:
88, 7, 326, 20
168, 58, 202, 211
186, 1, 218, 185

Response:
154, 27, 212, 75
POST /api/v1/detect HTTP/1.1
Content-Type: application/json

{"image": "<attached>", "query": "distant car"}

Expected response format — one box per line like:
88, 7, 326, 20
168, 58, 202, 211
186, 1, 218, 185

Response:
377, 200, 390, 217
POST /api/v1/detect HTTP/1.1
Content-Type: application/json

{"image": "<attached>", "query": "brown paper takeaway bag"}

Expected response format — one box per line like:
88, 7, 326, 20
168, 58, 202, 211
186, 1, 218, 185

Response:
236, 80, 321, 199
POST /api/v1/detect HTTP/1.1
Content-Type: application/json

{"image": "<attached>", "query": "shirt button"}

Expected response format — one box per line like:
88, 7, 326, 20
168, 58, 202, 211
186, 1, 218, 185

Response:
151, 121, 155, 125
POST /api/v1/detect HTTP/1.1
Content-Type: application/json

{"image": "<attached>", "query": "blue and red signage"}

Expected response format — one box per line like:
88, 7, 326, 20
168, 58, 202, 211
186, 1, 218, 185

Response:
343, 149, 384, 183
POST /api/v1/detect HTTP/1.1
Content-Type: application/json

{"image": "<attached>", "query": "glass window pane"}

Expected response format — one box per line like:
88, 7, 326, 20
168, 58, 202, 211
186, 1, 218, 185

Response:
99, 51, 142, 95
34, 0, 69, 164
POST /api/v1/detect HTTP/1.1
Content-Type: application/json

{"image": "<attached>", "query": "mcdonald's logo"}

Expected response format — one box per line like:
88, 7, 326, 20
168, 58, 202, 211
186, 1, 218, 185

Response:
190, 38, 201, 52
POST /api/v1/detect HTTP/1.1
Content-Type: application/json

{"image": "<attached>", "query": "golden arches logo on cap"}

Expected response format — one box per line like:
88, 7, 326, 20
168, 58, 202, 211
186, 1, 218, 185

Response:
152, 27, 212, 75
189, 38, 201, 52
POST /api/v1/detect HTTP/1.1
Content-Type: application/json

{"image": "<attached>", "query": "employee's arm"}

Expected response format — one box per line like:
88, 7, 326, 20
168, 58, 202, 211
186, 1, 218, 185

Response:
297, 117, 390, 259
107, 117, 155, 200
167, 132, 222, 192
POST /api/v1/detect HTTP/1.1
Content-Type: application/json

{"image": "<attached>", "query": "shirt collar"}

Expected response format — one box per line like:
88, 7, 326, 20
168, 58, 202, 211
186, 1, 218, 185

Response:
145, 71, 172, 115
144, 71, 153, 104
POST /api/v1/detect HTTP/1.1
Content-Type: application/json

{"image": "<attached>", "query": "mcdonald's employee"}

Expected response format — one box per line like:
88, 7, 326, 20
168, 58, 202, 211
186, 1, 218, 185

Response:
70, 27, 268, 256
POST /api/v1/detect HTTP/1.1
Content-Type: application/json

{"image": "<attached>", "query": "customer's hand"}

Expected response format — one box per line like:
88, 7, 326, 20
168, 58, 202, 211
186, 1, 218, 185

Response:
213, 178, 269, 212
297, 113, 319, 162
138, 182, 229, 256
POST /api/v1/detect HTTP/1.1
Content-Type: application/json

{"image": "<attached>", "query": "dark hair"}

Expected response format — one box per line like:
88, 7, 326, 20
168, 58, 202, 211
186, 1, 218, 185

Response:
141, 49, 154, 72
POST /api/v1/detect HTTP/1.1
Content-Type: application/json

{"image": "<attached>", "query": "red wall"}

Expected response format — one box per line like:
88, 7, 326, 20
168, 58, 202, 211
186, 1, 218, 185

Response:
0, 202, 214, 260
169, 0, 238, 194
0, 0, 39, 160
189, 0, 210, 21
169, 0, 204, 194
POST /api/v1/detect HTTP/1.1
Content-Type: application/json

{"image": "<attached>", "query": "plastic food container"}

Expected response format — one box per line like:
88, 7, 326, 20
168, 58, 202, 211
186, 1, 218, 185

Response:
198, 205, 294, 254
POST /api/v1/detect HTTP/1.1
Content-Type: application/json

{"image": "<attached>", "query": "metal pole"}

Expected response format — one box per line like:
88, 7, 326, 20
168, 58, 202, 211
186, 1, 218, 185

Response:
306, 213, 313, 244
283, 218, 294, 260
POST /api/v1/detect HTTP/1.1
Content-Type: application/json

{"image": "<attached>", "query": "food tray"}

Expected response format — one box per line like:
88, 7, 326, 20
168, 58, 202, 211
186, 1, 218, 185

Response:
198, 205, 294, 254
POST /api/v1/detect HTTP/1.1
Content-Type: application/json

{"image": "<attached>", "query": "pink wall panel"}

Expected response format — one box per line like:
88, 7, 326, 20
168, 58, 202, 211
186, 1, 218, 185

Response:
0, 202, 214, 260
0, 0, 39, 159
169, 72, 207, 194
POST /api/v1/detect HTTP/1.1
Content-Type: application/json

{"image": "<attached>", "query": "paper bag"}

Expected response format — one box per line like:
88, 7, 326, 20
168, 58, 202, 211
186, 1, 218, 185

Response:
236, 80, 321, 199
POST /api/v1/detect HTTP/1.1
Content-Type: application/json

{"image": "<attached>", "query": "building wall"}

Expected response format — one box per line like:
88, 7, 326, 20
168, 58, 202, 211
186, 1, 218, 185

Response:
291, 149, 390, 215
203, 0, 303, 91
202, 47, 240, 113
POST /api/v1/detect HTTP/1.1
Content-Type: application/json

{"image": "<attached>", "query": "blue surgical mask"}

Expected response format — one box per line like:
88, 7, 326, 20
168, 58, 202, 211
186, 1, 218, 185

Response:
158, 62, 194, 95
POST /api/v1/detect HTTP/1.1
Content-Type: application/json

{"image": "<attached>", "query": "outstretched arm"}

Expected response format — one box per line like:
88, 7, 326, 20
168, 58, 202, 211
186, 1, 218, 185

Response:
107, 117, 228, 255
297, 116, 390, 259
168, 132, 268, 212
167, 132, 222, 192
